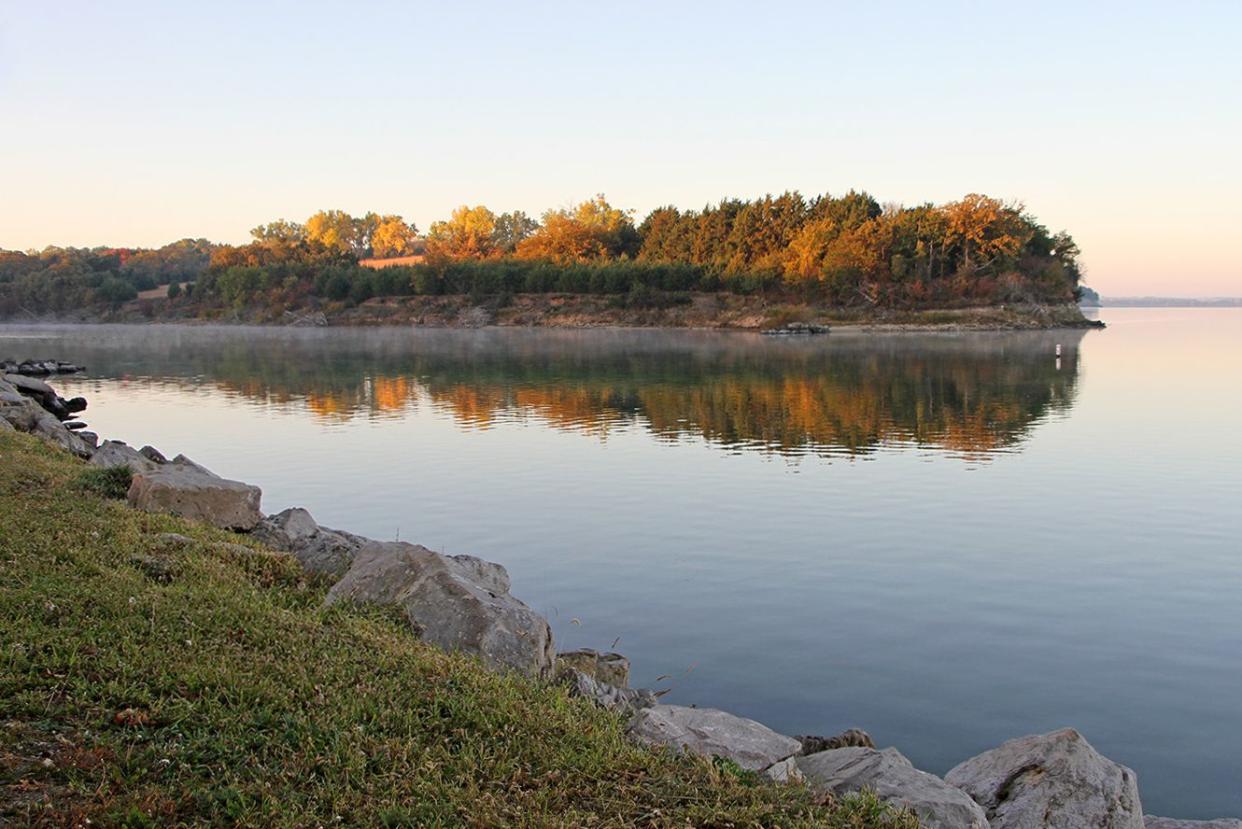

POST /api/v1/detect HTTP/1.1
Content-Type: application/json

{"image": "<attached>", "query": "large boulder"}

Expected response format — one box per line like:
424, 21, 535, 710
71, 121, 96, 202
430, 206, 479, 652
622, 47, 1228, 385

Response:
3, 373, 54, 397
127, 455, 263, 530
29, 408, 91, 457
0, 376, 29, 405
798, 747, 989, 829
3, 373, 71, 420
325, 541, 554, 678
250, 507, 368, 578
945, 729, 1143, 829
627, 705, 801, 772
1145, 819, 1242, 829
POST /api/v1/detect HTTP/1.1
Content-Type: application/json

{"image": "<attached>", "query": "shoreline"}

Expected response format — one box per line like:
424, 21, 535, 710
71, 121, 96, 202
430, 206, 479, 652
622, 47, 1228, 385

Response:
2, 296, 1104, 332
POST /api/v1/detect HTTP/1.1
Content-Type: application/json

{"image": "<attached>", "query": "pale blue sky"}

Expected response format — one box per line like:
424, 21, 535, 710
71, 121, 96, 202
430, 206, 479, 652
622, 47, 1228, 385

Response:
2, 1, 1239, 295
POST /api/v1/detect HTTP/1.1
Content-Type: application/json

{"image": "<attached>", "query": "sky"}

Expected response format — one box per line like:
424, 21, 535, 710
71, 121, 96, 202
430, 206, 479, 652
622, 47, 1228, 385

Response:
1, 1, 1239, 297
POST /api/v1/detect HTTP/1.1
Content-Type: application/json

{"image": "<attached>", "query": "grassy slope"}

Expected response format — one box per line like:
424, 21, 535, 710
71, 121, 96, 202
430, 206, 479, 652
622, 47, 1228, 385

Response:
0, 430, 917, 828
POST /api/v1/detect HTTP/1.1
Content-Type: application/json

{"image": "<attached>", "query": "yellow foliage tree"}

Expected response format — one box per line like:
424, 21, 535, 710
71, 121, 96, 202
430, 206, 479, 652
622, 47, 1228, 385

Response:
942, 194, 1029, 271
783, 218, 841, 282
515, 196, 637, 263
371, 215, 419, 258
426, 205, 498, 260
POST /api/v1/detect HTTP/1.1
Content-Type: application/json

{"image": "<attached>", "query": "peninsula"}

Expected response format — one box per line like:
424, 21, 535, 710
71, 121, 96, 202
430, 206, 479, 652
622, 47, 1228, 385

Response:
0, 192, 1099, 330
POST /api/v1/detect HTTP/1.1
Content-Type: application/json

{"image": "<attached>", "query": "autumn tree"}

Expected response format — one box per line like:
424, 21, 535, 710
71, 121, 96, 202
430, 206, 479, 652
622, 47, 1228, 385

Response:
305, 210, 376, 257
250, 220, 306, 243
492, 211, 539, 253
426, 205, 499, 260
515, 196, 639, 263
371, 215, 420, 258
942, 194, 1029, 273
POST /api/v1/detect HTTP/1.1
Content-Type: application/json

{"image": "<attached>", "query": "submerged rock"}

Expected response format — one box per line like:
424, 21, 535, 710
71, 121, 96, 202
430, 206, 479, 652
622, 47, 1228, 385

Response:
325, 541, 554, 678
250, 507, 368, 578
127, 455, 263, 530
627, 704, 801, 772
798, 747, 989, 829
945, 728, 1143, 829
1, 359, 84, 376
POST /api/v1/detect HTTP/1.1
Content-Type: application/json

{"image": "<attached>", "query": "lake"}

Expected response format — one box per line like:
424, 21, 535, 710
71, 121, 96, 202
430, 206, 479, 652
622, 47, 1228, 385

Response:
2, 308, 1239, 818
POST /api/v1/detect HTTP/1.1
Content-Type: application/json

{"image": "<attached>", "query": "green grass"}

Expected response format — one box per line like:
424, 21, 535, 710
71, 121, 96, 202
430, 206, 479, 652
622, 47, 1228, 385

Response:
0, 430, 919, 828
74, 464, 134, 500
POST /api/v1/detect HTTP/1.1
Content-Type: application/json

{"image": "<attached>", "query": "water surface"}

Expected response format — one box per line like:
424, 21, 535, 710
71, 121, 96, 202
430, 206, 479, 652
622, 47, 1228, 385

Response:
3, 309, 1239, 817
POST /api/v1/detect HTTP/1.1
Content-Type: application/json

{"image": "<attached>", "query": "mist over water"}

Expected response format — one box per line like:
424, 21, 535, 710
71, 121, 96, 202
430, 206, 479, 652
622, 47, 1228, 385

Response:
4, 309, 1239, 817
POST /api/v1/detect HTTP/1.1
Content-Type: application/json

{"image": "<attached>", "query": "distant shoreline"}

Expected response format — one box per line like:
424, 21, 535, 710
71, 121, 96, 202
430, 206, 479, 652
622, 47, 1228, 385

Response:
1087, 298, 1242, 308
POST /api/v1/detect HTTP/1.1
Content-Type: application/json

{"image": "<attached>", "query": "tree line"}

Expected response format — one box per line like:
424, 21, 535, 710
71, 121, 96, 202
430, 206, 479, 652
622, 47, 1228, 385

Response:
0, 192, 1086, 316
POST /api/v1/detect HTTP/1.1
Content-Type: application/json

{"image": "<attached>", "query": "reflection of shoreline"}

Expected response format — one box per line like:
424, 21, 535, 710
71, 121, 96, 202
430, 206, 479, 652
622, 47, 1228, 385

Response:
10, 325, 1090, 461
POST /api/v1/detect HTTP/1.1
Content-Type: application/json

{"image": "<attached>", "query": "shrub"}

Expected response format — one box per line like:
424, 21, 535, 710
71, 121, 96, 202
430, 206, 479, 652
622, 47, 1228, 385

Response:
75, 464, 132, 499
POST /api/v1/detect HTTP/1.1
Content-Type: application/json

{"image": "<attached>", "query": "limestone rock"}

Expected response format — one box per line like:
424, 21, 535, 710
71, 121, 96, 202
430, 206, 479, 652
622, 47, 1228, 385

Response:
91, 440, 164, 473
326, 541, 554, 678
127, 455, 263, 530
945, 729, 1142, 829
29, 406, 91, 457
3, 373, 54, 397
627, 705, 801, 771
798, 747, 989, 829
250, 507, 369, 578
560, 667, 656, 713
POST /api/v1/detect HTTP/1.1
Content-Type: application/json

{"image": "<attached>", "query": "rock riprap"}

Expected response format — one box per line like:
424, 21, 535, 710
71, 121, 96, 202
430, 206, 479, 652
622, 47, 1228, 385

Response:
627, 705, 801, 772
945, 728, 1143, 829
250, 507, 368, 578
325, 541, 555, 678
797, 747, 990, 829
127, 455, 263, 531
0, 358, 84, 376
0, 375, 91, 458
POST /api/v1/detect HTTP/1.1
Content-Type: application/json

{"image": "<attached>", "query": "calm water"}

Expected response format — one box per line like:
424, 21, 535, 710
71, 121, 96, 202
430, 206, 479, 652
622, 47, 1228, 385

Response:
3, 309, 1240, 817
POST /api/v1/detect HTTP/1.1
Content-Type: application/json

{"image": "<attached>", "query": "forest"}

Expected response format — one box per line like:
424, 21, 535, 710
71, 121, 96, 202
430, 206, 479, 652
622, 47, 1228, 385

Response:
0, 191, 1086, 316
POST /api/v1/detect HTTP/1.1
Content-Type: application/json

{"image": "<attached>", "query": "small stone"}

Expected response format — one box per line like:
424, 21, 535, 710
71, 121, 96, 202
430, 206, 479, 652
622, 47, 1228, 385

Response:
763, 756, 805, 784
